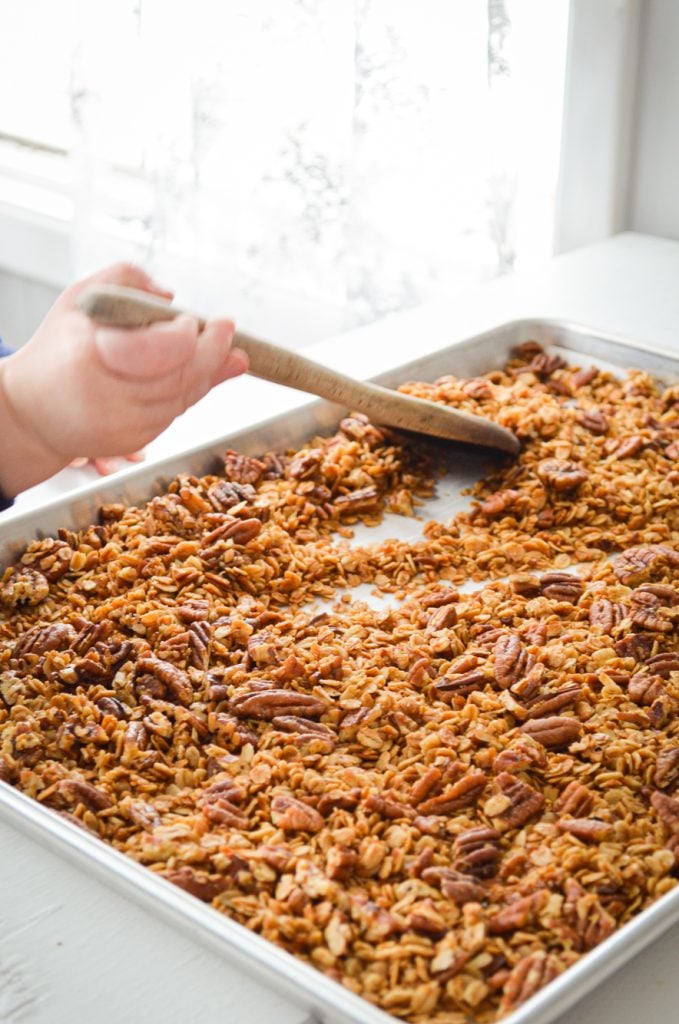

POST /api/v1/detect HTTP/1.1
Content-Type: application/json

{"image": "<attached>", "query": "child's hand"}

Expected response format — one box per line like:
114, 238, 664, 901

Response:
0, 263, 247, 499
70, 451, 146, 476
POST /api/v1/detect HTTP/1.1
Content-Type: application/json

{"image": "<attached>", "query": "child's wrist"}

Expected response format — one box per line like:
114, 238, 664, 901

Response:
0, 358, 70, 497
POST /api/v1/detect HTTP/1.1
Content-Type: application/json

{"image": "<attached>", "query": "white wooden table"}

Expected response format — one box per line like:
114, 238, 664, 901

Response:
2, 231, 679, 1023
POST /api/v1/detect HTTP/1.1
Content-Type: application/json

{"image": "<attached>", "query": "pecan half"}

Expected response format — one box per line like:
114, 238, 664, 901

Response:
225, 518, 262, 546
208, 480, 256, 511
223, 450, 265, 485
520, 716, 581, 749
525, 685, 583, 720
365, 792, 415, 820
473, 626, 507, 650
513, 340, 544, 359
188, 620, 211, 670
454, 827, 501, 878
556, 818, 612, 842
95, 696, 129, 720
202, 798, 249, 829
614, 633, 655, 661
421, 588, 460, 609
339, 413, 384, 445
589, 598, 625, 633
493, 739, 546, 774
410, 766, 442, 804
577, 409, 609, 435
165, 866, 229, 902
612, 435, 646, 459
563, 878, 616, 951
526, 352, 567, 378
509, 573, 541, 597
177, 598, 210, 622
126, 800, 160, 830
555, 780, 594, 817
426, 603, 458, 631
654, 747, 679, 791
286, 448, 322, 480
420, 866, 486, 904
271, 716, 336, 749
417, 771, 487, 815
491, 773, 545, 831
407, 657, 436, 688
612, 545, 679, 585
462, 378, 493, 399
136, 657, 194, 706
230, 688, 327, 721
493, 634, 535, 689
489, 890, 547, 934
13, 622, 75, 659
539, 572, 583, 603
271, 794, 324, 833
635, 583, 679, 606
627, 673, 665, 706
56, 777, 112, 812
435, 668, 490, 700
480, 489, 520, 518
202, 777, 245, 805
572, 366, 599, 388
334, 486, 380, 512
629, 591, 672, 632
316, 788, 361, 816
258, 452, 288, 478
651, 790, 679, 834
651, 694, 677, 728
646, 651, 679, 678
71, 620, 113, 655
537, 459, 589, 492
500, 952, 562, 1013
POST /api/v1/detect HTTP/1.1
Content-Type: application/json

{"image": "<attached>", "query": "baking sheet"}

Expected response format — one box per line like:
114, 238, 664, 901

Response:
1, 318, 679, 1024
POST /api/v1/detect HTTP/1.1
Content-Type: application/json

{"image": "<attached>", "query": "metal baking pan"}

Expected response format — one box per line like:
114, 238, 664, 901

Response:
1, 318, 679, 1024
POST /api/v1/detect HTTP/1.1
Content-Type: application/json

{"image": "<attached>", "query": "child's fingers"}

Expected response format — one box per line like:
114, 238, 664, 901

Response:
94, 315, 200, 381
177, 319, 240, 408
91, 457, 120, 476
212, 346, 249, 386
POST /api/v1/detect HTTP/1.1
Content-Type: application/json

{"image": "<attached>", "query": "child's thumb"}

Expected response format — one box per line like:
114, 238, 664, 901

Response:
94, 316, 199, 380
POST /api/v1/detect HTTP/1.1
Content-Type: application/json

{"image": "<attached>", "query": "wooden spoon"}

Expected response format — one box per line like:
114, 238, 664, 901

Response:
77, 284, 520, 455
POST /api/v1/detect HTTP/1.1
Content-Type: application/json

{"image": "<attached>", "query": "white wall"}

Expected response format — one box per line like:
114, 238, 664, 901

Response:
627, 0, 679, 240
0, 267, 58, 349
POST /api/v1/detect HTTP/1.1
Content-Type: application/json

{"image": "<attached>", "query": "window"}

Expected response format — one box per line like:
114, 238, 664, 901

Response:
0, 0, 571, 344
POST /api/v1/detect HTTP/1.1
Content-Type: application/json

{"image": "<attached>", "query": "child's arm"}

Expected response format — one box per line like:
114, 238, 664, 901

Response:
0, 263, 247, 500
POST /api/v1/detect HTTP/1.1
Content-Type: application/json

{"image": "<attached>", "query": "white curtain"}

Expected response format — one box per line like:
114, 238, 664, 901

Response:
70, 0, 569, 346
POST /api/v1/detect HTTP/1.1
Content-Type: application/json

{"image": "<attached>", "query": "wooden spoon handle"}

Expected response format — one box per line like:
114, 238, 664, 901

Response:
77, 283, 519, 454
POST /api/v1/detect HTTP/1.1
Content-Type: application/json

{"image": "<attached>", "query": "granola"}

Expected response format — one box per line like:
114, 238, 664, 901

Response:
1, 341, 679, 1023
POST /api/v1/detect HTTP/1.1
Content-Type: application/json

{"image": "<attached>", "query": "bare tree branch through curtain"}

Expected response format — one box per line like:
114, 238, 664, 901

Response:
69, 0, 569, 346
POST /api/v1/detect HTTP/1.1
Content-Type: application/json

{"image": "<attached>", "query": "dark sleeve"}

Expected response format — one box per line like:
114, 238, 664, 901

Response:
0, 337, 15, 509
